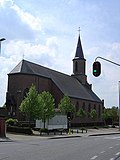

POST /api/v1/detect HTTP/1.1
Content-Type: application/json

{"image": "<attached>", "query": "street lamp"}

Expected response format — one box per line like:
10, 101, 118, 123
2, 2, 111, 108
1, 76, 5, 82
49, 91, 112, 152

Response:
0, 38, 6, 56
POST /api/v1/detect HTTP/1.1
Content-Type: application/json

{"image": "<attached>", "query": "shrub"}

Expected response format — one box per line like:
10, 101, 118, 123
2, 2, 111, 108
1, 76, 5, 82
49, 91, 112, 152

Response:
7, 126, 33, 135
18, 121, 35, 128
91, 126, 99, 129
111, 125, 116, 128
6, 118, 18, 126
40, 128, 48, 133
103, 125, 109, 128
113, 122, 119, 126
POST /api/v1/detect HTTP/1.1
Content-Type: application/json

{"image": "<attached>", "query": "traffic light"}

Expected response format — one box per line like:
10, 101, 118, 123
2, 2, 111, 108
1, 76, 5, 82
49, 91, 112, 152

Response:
67, 112, 73, 120
93, 61, 101, 77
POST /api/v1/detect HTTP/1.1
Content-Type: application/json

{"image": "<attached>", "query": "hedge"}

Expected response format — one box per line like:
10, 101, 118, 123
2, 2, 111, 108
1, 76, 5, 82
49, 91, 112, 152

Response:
7, 126, 33, 135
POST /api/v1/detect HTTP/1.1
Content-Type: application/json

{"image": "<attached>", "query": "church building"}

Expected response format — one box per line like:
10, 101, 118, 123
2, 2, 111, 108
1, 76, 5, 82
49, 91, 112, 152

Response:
6, 34, 104, 126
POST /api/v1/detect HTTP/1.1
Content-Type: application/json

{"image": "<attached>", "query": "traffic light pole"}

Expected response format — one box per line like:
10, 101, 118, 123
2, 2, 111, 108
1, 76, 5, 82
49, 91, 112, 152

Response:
0, 38, 6, 56
95, 56, 120, 67
94, 56, 120, 131
118, 81, 120, 131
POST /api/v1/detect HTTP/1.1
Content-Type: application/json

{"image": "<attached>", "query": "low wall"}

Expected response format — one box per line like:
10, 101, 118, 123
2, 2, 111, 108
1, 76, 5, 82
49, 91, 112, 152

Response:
0, 116, 6, 137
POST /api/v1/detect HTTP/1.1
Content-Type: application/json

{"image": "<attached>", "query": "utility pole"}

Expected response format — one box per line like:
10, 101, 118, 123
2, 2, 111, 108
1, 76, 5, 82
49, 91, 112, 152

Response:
0, 38, 6, 56
93, 56, 120, 130
118, 81, 120, 131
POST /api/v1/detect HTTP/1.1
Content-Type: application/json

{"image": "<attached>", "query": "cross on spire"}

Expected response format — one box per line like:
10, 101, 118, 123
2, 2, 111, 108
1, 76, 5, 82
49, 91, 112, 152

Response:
74, 27, 84, 59
78, 27, 80, 35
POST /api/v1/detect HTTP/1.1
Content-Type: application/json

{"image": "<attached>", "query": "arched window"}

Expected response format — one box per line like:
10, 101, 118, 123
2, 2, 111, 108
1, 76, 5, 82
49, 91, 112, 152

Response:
88, 103, 91, 112
88, 103, 91, 117
83, 102, 85, 110
75, 61, 78, 72
76, 102, 79, 112
23, 88, 29, 99
93, 104, 97, 117
98, 105, 101, 118
94, 104, 96, 110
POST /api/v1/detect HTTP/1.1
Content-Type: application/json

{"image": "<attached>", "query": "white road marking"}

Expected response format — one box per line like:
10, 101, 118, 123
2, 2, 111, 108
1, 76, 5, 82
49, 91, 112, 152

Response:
109, 158, 114, 160
109, 146, 113, 149
94, 138, 101, 141
115, 152, 120, 156
115, 143, 120, 146
91, 155, 98, 159
100, 151, 106, 154
0, 156, 9, 160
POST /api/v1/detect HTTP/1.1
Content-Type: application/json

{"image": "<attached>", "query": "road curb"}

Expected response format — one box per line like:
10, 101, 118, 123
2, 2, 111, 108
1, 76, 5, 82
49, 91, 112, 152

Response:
89, 132, 120, 137
0, 137, 13, 142
49, 135, 81, 139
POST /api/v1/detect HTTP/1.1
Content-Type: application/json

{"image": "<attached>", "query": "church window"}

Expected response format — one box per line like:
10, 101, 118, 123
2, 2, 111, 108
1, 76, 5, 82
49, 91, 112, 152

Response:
76, 102, 79, 112
82, 102, 85, 110
75, 62, 78, 72
88, 103, 91, 112
94, 104, 96, 110
98, 105, 101, 118
23, 88, 29, 99
93, 104, 97, 117
88, 103, 91, 117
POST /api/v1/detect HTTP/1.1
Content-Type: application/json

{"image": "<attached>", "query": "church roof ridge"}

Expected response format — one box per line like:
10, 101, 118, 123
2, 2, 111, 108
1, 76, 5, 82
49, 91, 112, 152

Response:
9, 59, 70, 78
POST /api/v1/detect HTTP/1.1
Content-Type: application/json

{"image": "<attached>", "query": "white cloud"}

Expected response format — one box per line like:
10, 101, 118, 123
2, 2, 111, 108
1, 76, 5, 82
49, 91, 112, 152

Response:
0, 56, 17, 107
0, 0, 13, 7
11, 4, 42, 31
4, 37, 58, 59
0, 0, 6, 7
46, 37, 58, 47
111, 42, 120, 50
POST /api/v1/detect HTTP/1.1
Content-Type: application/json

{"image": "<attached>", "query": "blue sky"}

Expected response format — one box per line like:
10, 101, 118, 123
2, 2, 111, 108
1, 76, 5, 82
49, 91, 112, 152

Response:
0, 0, 120, 108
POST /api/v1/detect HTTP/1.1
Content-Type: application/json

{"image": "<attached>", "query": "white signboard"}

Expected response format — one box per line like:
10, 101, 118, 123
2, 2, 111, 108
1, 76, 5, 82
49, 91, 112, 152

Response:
36, 115, 67, 130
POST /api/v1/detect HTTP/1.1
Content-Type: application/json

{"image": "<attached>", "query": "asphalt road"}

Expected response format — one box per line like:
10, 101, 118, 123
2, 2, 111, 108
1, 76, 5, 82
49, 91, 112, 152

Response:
0, 135, 120, 160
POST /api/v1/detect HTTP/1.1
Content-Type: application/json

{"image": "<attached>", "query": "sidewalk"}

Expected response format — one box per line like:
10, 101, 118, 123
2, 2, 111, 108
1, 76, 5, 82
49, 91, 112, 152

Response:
0, 128, 120, 142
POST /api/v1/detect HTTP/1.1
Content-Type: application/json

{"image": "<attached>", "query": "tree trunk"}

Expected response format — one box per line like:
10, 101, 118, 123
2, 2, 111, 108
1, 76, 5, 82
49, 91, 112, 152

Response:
43, 118, 46, 129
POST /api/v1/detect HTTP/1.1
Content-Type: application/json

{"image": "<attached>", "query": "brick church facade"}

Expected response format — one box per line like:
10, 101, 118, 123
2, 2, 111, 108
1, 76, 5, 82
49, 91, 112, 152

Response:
6, 34, 104, 126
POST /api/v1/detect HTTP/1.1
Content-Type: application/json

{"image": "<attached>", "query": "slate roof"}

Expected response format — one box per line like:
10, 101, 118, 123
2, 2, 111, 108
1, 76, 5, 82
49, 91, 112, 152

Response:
75, 35, 85, 59
9, 60, 102, 103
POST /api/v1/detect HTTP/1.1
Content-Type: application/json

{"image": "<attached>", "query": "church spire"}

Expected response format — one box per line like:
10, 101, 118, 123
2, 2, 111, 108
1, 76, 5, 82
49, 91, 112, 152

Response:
75, 32, 84, 59
72, 30, 87, 84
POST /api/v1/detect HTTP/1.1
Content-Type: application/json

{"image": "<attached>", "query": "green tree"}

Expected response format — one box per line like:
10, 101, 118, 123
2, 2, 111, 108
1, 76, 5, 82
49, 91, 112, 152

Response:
77, 108, 86, 127
77, 108, 86, 118
36, 91, 55, 128
102, 107, 118, 125
19, 84, 38, 123
110, 106, 118, 124
90, 109, 97, 126
102, 109, 111, 125
59, 95, 75, 114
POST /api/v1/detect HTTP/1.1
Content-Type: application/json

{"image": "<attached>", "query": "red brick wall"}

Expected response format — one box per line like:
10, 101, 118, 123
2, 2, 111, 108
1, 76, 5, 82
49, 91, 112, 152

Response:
0, 117, 6, 137
71, 98, 104, 125
6, 73, 104, 125
51, 81, 63, 108
7, 73, 63, 120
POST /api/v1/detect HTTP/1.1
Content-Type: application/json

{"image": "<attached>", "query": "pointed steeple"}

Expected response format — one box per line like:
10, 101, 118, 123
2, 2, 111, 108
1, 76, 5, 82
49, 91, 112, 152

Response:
72, 31, 87, 85
75, 35, 84, 59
